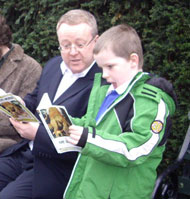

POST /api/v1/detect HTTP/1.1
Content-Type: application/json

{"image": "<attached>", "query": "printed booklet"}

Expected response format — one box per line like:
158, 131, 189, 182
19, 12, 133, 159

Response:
0, 89, 39, 122
37, 93, 81, 153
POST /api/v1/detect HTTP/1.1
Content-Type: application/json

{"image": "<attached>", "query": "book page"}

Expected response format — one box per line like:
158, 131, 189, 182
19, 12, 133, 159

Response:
0, 88, 6, 95
0, 93, 39, 122
37, 93, 81, 153
37, 92, 52, 110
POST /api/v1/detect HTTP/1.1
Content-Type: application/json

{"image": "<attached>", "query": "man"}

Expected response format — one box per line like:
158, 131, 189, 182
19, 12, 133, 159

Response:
0, 14, 42, 152
0, 9, 100, 199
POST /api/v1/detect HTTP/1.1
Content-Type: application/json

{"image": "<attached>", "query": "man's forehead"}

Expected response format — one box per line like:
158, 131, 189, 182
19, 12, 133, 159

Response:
57, 23, 93, 42
57, 23, 92, 33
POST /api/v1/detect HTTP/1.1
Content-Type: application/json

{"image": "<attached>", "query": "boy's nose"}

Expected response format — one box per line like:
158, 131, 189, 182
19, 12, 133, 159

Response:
102, 69, 109, 79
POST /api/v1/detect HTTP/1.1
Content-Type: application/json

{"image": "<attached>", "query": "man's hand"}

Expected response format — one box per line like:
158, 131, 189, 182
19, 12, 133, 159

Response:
9, 118, 39, 140
67, 125, 84, 145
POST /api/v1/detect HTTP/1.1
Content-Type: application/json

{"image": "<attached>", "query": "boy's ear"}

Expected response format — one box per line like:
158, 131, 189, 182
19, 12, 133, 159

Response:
130, 53, 139, 68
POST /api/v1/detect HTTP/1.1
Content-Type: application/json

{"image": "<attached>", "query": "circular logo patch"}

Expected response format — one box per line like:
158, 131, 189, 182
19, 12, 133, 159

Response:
151, 120, 163, 134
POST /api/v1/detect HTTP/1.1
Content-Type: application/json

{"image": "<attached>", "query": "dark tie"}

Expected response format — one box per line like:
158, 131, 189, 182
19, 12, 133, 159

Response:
96, 90, 119, 122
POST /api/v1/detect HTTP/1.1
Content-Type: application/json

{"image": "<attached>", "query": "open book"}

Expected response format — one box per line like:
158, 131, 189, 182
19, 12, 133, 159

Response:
37, 93, 81, 153
0, 89, 39, 122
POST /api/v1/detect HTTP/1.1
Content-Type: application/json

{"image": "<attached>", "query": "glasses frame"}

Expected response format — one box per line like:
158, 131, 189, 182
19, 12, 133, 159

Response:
58, 36, 95, 52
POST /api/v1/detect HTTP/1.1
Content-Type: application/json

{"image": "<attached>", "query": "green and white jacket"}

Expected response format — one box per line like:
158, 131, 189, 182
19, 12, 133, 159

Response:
64, 72, 176, 199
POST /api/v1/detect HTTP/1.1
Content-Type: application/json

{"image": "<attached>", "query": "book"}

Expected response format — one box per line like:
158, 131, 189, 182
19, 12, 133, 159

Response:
37, 93, 81, 153
0, 89, 39, 123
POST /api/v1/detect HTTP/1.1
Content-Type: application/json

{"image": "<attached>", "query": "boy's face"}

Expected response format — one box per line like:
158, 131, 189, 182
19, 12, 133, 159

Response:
94, 49, 137, 89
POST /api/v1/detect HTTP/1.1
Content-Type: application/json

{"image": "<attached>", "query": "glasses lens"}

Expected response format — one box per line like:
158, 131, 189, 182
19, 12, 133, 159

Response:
59, 37, 94, 52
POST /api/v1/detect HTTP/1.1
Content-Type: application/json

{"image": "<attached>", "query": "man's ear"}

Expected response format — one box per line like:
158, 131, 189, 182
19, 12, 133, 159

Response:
130, 53, 139, 69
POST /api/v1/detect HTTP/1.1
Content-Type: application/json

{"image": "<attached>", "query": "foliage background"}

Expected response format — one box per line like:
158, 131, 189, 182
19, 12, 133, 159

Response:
0, 0, 190, 179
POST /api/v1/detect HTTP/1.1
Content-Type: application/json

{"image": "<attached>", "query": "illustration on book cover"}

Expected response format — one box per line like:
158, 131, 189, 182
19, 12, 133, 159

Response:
40, 107, 71, 138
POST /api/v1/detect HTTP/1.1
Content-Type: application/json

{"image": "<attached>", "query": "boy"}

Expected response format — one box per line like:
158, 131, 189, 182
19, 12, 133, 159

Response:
64, 24, 177, 199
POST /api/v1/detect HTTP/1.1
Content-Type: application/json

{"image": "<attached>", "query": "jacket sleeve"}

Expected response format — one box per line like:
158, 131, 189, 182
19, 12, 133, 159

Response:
18, 55, 42, 100
0, 115, 22, 152
32, 123, 59, 157
24, 79, 40, 113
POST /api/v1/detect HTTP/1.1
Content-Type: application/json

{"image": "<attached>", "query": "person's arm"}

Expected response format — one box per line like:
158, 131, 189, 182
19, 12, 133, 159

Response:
9, 118, 39, 141
17, 56, 42, 100
23, 76, 41, 113
68, 95, 174, 168
0, 115, 22, 152
32, 123, 60, 156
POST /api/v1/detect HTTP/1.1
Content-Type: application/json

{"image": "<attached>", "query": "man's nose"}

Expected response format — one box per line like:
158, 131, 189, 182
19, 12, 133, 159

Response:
69, 45, 79, 55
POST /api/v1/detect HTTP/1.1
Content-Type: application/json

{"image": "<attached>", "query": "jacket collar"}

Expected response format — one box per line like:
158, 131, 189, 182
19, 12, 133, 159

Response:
0, 44, 24, 86
96, 72, 146, 125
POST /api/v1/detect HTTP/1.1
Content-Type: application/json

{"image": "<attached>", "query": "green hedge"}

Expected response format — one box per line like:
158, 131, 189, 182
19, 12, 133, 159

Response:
0, 0, 190, 171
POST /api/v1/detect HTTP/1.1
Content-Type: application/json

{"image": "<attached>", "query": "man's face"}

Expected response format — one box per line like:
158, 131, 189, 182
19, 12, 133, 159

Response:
57, 23, 97, 74
94, 49, 135, 89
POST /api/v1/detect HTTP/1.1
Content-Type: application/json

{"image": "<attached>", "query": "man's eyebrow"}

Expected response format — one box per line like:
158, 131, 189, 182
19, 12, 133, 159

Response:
60, 38, 86, 43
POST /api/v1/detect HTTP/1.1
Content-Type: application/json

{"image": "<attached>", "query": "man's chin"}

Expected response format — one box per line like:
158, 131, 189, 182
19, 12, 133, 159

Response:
69, 65, 84, 74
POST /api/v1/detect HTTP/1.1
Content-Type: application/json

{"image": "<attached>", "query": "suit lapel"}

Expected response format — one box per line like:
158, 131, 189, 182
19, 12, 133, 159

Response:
54, 78, 86, 104
54, 63, 101, 105
48, 64, 63, 102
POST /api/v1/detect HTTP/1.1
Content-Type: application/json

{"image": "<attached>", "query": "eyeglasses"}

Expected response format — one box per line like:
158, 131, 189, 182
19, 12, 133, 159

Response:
58, 36, 95, 52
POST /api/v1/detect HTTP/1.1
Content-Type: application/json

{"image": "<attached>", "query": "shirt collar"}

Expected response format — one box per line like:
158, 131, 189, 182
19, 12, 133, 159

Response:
60, 60, 95, 78
107, 72, 139, 96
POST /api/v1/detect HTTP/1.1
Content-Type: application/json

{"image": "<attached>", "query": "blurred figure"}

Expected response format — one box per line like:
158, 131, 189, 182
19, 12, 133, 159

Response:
0, 14, 42, 152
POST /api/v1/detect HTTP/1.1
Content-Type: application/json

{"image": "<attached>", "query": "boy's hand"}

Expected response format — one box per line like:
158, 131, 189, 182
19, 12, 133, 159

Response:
67, 125, 84, 145
9, 118, 39, 140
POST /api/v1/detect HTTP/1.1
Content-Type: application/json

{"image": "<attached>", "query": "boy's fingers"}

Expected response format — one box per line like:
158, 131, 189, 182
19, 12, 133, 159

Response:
66, 136, 78, 145
69, 133, 80, 141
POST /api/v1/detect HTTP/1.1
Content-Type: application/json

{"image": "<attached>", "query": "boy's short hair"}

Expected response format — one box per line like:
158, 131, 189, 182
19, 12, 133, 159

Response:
57, 9, 98, 37
93, 24, 144, 69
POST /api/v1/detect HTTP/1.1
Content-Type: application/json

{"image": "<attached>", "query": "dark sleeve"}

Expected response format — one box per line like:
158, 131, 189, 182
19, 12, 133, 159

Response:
146, 75, 178, 106
24, 80, 40, 113
32, 124, 58, 157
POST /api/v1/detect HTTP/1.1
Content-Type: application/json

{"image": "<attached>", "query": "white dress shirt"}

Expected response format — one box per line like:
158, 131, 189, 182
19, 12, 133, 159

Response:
53, 60, 95, 102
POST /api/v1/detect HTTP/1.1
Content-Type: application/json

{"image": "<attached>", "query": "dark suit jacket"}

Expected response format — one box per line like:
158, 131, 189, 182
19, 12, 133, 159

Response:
0, 56, 101, 199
